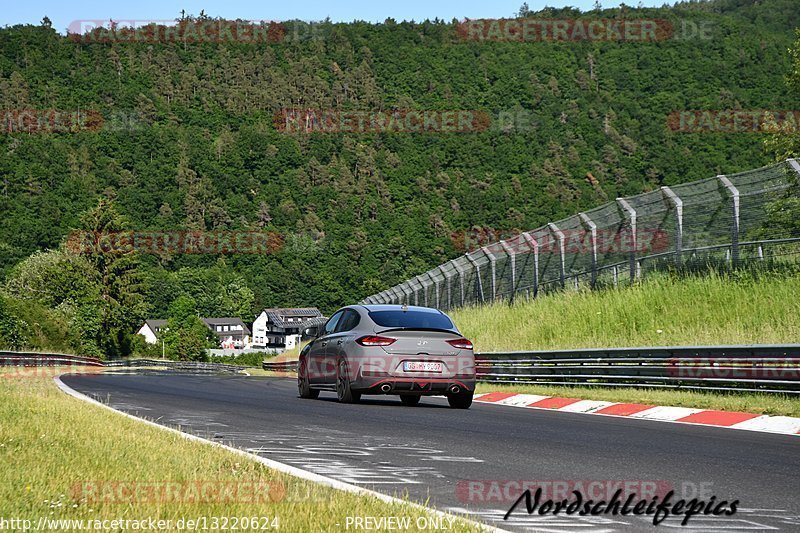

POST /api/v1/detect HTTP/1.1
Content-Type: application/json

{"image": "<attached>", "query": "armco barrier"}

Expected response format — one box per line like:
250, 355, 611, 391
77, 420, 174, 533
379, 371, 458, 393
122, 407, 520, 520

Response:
475, 344, 800, 394
0, 353, 246, 374
7, 347, 798, 393
0, 351, 103, 367
104, 359, 246, 373
263, 361, 299, 372
267, 345, 800, 394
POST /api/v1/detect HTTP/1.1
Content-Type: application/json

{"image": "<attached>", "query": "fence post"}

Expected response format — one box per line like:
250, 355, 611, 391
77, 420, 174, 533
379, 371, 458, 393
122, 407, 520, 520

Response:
415, 276, 426, 306
499, 240, 516, 303
403, 283, 413, 305
428, 271, 439, 309
393, 286, 401, 304
481, 246, 497, 301
522, 232, 539, 297
453, 261, 466, 306
579, 213, 598, 288
788, 158, 800, 177
616, 198, 637, 283
717, 175, 740, 267
466, 253, 485, 303
548, 222, 566, 288
661, 186, 683, 268
438, 266, 450, 309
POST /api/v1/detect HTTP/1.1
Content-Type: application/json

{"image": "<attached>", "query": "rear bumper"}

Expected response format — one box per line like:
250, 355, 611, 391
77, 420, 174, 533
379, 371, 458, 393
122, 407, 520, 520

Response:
352, 375, 476, 395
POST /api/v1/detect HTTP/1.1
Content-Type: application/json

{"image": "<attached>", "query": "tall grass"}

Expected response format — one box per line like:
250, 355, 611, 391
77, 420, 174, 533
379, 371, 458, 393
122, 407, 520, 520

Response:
451, 271, 800, 352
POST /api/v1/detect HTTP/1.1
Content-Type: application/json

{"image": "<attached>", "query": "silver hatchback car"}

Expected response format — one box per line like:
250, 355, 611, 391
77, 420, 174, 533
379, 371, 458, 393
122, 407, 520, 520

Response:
298, 305, 476, 408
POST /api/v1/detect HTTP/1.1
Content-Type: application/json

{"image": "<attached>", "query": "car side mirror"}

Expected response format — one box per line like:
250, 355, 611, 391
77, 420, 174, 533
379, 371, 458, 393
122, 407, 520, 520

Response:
302, 327, 320, 340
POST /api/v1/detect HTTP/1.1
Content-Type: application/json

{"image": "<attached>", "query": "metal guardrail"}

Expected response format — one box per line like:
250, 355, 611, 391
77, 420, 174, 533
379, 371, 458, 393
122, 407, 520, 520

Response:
0, 353, 247, 374
263, 360, 299, 372
105, 359, 247, 373
265, 345, 800, 394
6, 347, 799, 394
476, 344, 800, 394
0, 351, 103, 367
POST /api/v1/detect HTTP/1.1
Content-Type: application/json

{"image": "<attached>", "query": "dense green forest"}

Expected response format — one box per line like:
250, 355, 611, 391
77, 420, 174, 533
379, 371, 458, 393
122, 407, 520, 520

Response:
0, 0, 798, 356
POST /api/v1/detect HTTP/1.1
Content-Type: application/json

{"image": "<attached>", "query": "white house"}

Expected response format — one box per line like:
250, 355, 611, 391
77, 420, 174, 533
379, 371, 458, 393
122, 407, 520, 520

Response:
251, 308, 325, 352
136, 319, 168, 344
136, 317, 251, 349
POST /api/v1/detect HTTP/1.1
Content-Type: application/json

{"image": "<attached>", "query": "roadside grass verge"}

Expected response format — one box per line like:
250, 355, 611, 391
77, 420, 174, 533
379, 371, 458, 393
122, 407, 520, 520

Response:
451, 271, 800, 352
453, 270, 800, 417
0, 370, 482, 531
474, 383, 800, 417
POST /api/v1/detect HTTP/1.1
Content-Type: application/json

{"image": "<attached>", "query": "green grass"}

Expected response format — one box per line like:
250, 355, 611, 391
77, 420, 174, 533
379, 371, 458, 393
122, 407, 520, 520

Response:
451, 270, 800, 417
451, 271, 800, 352
0, 370, 482, 532
474, 383, 800, 417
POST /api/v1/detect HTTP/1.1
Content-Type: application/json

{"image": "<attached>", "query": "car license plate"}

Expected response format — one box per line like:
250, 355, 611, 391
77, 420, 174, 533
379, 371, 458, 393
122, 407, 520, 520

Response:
403, 361, 443, 373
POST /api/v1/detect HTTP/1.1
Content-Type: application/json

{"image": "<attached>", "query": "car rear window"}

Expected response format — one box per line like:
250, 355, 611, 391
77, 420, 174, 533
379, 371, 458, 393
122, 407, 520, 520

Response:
368, 310, 455, 330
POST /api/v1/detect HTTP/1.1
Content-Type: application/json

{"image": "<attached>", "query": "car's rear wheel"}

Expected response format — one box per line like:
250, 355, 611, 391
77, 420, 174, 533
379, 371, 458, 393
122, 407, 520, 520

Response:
400, 395, 421, 406
298, 359, 319, 399
447, 390, 473, 409
336, 359, 361, 403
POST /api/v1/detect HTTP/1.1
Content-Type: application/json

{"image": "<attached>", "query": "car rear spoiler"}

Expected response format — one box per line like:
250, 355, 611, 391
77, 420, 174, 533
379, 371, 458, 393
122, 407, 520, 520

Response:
374, 327, 460, 335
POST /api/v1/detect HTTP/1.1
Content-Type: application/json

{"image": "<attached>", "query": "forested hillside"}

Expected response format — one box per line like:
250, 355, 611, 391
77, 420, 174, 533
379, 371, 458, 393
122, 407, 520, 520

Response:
0, 0, 798, 356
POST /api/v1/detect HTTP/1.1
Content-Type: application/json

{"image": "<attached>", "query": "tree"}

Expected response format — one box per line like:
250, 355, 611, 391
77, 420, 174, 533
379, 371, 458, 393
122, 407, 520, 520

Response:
765, 28, 800, 160
161, 296, 214, 361
0, 293, 27, 349
74, 199, 148, 358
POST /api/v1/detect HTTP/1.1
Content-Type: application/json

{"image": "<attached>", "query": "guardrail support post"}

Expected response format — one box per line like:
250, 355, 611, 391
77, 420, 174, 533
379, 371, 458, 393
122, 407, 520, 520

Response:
717, 175, 740, 267
499, 240, 516, 303
548, 223, 566, 288
661, 186, 683, 268
617, 198, 637, 283
579, 213, 598, 288
481, 246, 497, 301
522, 232, 540, 297
466, 254, 485, 303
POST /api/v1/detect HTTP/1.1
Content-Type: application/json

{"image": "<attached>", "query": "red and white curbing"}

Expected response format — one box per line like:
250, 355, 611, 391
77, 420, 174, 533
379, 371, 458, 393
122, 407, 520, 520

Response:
474, 392, 800, 436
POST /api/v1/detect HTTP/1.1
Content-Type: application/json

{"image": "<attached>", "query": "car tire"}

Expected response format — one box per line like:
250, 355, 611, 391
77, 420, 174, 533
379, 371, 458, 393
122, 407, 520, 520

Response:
298, 359, 319, 399
336, 359, 361, 403
447, 390, 473, 409
400, 395, 421, 406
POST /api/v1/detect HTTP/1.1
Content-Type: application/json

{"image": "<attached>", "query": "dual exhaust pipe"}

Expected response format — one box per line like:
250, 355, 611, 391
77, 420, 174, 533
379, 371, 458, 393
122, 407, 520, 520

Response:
378, 383, 460, 394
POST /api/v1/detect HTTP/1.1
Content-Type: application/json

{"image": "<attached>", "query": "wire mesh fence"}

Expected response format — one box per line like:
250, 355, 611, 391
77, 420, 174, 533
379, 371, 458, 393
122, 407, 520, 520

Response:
360, 159, 800, 310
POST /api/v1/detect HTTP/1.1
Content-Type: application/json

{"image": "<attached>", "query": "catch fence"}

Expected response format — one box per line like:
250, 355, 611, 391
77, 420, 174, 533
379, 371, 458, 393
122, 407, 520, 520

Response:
360, 159, 800, 309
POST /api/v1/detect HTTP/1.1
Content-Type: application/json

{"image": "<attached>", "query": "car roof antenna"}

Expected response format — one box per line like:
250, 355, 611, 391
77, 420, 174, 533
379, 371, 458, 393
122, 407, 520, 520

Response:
401, 303, 408, 312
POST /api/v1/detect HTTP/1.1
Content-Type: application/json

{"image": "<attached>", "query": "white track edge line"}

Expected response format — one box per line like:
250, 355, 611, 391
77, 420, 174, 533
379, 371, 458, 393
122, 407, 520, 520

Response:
473, 397, 800, 437
53, 375, 508, 533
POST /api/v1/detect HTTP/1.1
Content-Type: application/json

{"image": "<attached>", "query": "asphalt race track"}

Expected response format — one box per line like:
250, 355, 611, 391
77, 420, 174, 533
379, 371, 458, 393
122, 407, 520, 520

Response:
61, 372, 800, 532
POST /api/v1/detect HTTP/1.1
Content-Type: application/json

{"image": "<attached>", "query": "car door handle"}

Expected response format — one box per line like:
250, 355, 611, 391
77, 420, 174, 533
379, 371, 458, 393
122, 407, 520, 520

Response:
337, 340, 343, 345
321, 341, 327, 347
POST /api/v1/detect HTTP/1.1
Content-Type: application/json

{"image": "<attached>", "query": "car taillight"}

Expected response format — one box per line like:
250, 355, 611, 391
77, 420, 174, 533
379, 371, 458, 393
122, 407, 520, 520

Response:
356, 335, 397, 346
447, 338, 473, 350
